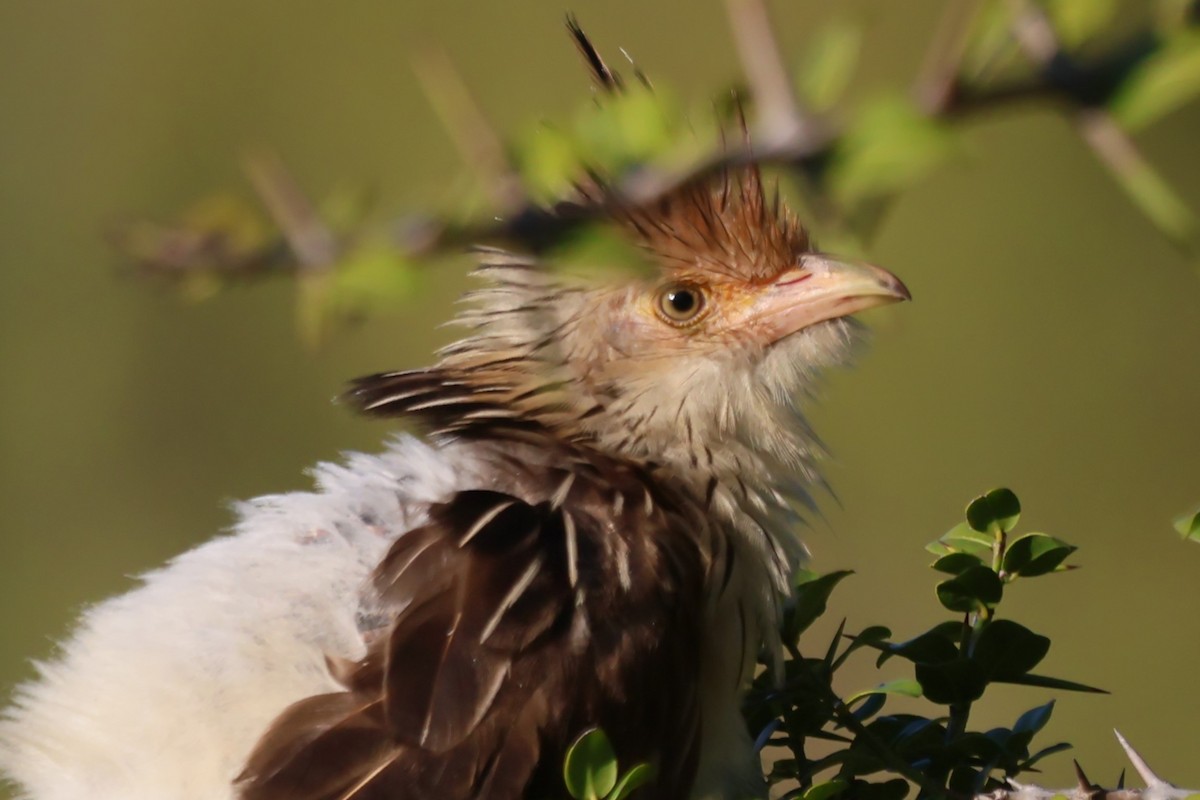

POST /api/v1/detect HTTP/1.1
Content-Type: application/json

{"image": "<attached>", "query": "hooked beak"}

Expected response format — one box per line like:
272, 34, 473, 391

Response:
752, 254, 910, 344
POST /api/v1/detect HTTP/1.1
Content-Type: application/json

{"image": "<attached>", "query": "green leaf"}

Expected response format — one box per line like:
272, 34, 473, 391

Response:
1003, 533, 1077, 577
936, 565, 1003, 613
563, 728, 619, 800
932, 552, 984, 575
608, 763, 656, 800
1174, 506, 1200, 542
830, 95, 958, 205
871, 624, 958, 667
797, 18, 862, 112
571, 84, 683, 174
1013, 700, 1055, 736
963, 3, 1021, 77
997, 673, 1108, 694
925, 540, 954, 557
846, 679, 923, 706
803, 779, 850, 800
1111, 31, 1200, 132
329, 246, 419, 309
943, 522, 994, 547
1045, 0, 1118, 48
835, 625, 891, 670
516, 122, 580, 200
966, 488, 1021, 534
915, 658, 988, 705
785, 570, 853, 643
973, 620, 1050, 679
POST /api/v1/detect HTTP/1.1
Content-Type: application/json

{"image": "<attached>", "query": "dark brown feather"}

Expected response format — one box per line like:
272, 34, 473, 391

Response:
237, 441, 715, 800
565, 16, 623, 93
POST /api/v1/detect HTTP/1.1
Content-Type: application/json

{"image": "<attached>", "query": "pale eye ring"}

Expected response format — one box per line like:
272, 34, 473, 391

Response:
656, 283, 707, 325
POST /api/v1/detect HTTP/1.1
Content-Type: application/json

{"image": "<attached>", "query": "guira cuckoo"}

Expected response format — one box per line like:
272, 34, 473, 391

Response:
0, 26, 908, 800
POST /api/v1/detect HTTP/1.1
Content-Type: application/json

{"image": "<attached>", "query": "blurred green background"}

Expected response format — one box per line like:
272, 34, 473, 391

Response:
1, 1, 1197, 795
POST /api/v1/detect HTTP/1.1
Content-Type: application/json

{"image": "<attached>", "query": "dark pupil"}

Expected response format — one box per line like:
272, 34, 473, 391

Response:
668, 289, 695, 314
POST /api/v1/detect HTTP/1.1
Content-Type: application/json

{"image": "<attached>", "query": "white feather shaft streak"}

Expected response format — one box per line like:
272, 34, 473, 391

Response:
457, 501, 516, 547
478, 558, 543, 645
562, 511, 579, 588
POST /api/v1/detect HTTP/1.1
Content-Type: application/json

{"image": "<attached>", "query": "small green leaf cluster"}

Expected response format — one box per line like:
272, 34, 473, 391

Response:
515, 85, 696, 202
562, 728, 656, 800
1175, 504, 1200, 542
746, 489, 1101, 800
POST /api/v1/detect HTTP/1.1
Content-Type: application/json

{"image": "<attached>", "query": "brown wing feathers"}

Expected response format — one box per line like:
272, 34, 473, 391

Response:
237, 469, 710, 800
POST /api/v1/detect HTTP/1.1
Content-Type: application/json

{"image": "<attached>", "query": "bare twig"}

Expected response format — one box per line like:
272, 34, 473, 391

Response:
412, 49, 525, 212
242, 152, 339, 271
973, 733, 1195, 800
118, 1, 1197, 281
1000, 0, 1196, 247
723, 0, 821, 147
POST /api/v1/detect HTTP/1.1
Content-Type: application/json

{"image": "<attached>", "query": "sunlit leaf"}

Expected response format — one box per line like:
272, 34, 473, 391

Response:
563, 728, 619, 800
966, 488, 1021, 534
515, 122, 580, 201
935, 522, 993, 558
830, 95, 958, 205
962, 2, 1021, 77
798, 18, 862, 112
846, 679, 923, 706
608, 763, 656, 800
1045, 0, 1118, 48
180, 193, 271, 255
802, 779, 850, 800
1003, 533, 1076, 577
932, 552, 984, 575
572, 85, 682, 173
329, 245, 419, 310
1174, 506, 1200, 541
1111, 31, 1200, 131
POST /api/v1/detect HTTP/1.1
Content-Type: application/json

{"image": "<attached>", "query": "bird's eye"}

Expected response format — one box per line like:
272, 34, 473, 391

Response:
656, 283, 707, 326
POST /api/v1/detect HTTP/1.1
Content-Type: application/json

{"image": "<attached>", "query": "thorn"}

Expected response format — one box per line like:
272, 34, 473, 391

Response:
242, 151, 338, 271
1117, 768, 1125, 789
722, 0, 813, 146
412, 49, 524, 212
1115, 729, 1173, 789
1073, 759, 1094, 792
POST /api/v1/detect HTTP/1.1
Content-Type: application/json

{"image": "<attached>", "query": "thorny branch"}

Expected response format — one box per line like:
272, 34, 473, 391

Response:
118, 0, 1200, 281
972, 731, 1196, 800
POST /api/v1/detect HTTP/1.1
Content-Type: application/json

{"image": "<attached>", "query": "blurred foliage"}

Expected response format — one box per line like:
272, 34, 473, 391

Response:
1176, 506, 1200, 542
744, 488, 1096, 799
114, 0, 1200, 342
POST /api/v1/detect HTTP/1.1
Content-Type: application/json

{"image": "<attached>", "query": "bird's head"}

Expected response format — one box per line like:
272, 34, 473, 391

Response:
352, 167, 907, 516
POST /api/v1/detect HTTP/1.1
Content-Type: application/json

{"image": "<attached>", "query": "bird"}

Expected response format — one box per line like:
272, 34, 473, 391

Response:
0, 25, 908, 800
